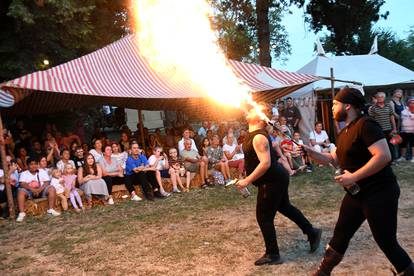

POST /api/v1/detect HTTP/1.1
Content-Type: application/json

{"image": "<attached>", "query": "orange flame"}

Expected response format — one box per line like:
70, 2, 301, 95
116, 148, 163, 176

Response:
132, 0, 269, 121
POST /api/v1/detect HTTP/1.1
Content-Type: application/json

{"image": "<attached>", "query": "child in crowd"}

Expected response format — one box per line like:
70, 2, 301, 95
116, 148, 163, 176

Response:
63, 164, 84, 212
50, 169, 68, 211
168, 147, 189, 192
292, 131, 313, 173
200, 137, 210, 156
148, 147, 172, 196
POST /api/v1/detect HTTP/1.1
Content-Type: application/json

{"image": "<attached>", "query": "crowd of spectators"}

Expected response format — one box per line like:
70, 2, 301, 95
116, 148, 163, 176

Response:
1, 89, 413, 222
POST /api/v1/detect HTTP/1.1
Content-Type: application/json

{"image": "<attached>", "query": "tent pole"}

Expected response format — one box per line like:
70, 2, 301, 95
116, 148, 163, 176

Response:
330, 67, 335, 100
138, 110, 146, 152
0, 112, 15, 219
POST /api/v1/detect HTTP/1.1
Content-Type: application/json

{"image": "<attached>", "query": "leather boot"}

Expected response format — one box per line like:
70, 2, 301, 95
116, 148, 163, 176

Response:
312, 245, 343, 276
308, 227, 322, 253
395, 262, 414, 276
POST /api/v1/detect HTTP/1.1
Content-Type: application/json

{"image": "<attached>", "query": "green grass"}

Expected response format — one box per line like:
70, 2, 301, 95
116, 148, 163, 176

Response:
0, 164, 413, 275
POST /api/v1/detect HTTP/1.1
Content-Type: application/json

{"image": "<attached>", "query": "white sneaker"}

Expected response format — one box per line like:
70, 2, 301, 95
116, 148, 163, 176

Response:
172, 188, 181, 193
396, 157, 406, 162
47, 209, 61, 217
411, 159, 414, 163
16, 212, 26, 222
131, 195, 143, 201
107, 198, 114, 205
161, 191, 171, 197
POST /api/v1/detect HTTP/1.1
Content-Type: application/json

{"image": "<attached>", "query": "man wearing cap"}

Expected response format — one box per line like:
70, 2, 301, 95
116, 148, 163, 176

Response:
303, 87, 413, 275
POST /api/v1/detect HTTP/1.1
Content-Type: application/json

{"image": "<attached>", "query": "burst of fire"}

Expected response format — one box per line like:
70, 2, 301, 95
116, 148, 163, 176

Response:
132, 0, 269, 122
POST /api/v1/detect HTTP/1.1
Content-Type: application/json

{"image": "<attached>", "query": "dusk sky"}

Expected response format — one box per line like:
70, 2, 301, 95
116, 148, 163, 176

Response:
274, 0, 414, 72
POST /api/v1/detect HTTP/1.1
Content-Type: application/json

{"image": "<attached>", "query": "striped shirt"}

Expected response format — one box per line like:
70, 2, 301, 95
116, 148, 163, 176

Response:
400, 109, 414, 134
368, 103, 393, 131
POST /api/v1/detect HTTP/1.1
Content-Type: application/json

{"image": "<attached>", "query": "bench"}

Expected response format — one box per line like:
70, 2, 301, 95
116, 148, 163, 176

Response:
23, 168, 240, 216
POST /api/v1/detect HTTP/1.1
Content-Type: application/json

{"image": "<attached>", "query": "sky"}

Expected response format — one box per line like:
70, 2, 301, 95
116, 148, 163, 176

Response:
274, 0, 414, 72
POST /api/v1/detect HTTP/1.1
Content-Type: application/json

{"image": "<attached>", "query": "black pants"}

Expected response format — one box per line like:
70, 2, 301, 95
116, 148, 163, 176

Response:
256, 171, 314, 255
102, 176, 125, 195
125, 171, 159, 199
329, 183, 412, 273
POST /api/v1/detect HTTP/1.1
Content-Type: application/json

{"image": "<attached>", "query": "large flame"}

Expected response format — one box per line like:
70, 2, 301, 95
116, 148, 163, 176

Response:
132, 0, 269, 121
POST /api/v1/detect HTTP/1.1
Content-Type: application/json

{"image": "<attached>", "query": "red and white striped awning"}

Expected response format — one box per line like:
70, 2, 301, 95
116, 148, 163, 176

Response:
1, 35, 319, 117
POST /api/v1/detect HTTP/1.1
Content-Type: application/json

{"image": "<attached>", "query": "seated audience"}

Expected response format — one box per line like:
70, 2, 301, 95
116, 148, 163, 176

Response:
111, 142, 128, 169
100, 145, 126, 204
223, 133, 245, 179
77, 153, 111, 208
180, 139, 209, 188
72, 147, 85, 169
147, 134, 163, 157
16, 147, 29, 172
69, 141, 79, 159
200, 137, 210, 157
178, 128, 198, 152
63, 164, 84, 212
16, 157, 60, 222
89, 139, 104, 162
148, 147, 174, 195
198, 121, 209, 139
39, 156, 52, 177
164, 128, 177, 151
56, 149, 76, 172
309, 122, 336, 153
29, 140, 45, 160
168, 147, 189, 192
207, 135, 231, 184
119, 131, 131, 153
278, 116, 293, 137
62, 131, 81, 150
125, 141, 165, 200
50, 168, 68, 211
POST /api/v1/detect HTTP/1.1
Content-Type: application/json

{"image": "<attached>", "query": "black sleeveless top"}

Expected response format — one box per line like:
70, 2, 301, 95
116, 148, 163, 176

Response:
242, 128, 288, 186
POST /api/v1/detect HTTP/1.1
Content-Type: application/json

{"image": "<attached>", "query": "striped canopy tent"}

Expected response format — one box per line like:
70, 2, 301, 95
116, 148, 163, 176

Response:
0, 35, 320, 119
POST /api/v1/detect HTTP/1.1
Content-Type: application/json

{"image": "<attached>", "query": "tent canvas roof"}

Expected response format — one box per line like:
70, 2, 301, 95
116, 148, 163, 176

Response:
1, 35, 319, 118
289, 53, 414, 98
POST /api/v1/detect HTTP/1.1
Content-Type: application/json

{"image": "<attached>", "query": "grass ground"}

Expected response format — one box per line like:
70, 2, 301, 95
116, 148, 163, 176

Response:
0, 163, 413, 275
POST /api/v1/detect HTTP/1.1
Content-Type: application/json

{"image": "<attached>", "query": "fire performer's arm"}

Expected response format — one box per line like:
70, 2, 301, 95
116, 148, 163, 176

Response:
336, 138, 391, 186
302, 144, 338, 167
236, 134, 270, 189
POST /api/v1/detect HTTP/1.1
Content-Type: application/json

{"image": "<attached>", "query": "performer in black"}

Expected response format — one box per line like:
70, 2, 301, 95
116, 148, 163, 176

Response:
235, 104, 322, 266
303, 87, 413, 276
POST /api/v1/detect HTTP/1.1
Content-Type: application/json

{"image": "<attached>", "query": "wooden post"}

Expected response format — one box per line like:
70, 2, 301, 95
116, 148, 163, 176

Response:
138, 110, 146, 152
0, 112, 15, 219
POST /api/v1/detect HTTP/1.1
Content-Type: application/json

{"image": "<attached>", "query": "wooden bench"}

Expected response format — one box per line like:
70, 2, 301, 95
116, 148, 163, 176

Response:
23, 168, 240, 216
24, 172, 206, 216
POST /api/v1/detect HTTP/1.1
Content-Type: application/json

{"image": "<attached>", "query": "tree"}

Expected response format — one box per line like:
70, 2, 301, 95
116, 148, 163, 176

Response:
210, 0, 255, 61
255, 0, 304, 66
0, 0, 129, 82
306, 0, 388, 55
374, 28, 414, 71
210, 0, 295, 66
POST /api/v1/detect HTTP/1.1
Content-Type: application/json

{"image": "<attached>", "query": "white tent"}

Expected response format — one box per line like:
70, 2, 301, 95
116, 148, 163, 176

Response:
288, 46, 414, 140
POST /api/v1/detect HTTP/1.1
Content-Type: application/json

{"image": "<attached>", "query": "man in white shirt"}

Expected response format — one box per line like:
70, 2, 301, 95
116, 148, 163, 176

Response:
16, 157, 60, 222
178, 128, 198, 153
309, 122, 336, 153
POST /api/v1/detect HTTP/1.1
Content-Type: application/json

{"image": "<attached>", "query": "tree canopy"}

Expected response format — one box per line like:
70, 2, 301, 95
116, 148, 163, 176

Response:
210, 0, 294, 66
306, 0, 389, 55
0, 0, 129, 82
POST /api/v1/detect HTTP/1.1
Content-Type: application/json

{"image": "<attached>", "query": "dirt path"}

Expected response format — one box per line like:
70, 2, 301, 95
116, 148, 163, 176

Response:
1, 165, 413, 275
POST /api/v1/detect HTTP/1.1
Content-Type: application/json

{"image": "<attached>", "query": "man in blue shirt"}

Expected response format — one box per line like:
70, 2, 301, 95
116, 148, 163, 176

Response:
125, 141, 165, 200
